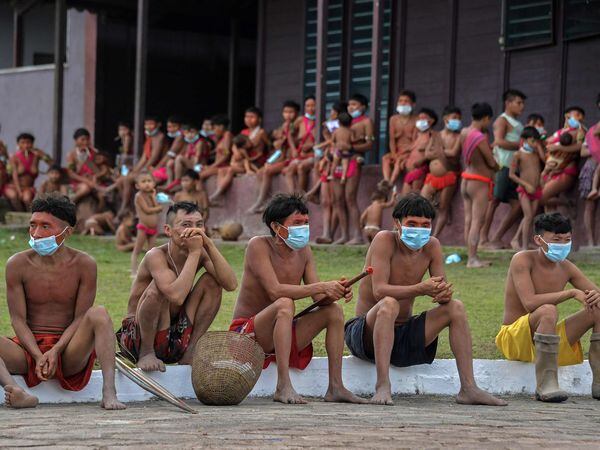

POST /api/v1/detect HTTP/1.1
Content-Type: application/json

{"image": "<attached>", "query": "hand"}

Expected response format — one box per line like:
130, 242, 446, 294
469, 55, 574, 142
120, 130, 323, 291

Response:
547, 144, 560, 153
197, 228, 212, 249
572, 289, 587, 305
420, 276, 445, 298
432, 283, 454, 304
181, 228, 204, 253
339, 277, 353, 303
585, 290, 600, 310
35, 348, 58, 381
525, 183, 535, 195
320, 280, 347, 300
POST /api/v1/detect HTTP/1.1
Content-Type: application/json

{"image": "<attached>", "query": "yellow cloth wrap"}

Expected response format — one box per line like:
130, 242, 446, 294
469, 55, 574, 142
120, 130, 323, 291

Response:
495, 314, 583, 366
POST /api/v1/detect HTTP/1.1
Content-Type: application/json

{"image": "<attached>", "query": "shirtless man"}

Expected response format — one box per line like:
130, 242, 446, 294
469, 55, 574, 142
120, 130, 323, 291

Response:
401, 108, 439, 195
154, 115, 185, 186
1, 194, 125, 409
5, 133, 53, 211
332, 94, 374, 245
286, 96, 317, 193
384, 90, 418, 185
345, 194, 506, 406
230, 193, 365, 404
242, 106, 270, 168
480, 89, 526, 248
65, 128, 100, 205
460, 103, 499, 268
118, 201, 237, 370
497, 212, 600, 402
199, 115, 233, 181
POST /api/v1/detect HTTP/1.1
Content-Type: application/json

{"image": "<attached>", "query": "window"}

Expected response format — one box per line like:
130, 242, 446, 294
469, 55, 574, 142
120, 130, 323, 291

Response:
0, 4, 14, 69
564, 0, 600, 40
502, 0, 553, 49
324, 0, 344, 111
303, 0, 318, 98
376, 0, 392, 161
348, 0, 373, 100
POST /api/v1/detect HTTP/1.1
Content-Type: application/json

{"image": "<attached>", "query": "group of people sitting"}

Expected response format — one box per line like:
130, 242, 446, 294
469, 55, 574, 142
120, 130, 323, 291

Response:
2, 192, 600, 411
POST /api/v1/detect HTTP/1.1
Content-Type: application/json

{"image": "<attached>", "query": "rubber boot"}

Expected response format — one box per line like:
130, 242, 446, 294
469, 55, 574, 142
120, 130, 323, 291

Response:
534, 333, 569, 402
589, 333, 600, 399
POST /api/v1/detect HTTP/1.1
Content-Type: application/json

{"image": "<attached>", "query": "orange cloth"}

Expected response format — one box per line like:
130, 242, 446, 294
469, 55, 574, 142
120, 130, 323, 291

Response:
11, 334, 96, 391
229, 317, 313, 370
461, 172, 494, 200
425, 171, 457, 191
143, 137, 153, 160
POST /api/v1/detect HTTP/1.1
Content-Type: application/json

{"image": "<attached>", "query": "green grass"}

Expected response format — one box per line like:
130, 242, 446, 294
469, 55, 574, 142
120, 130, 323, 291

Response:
1, 229, 598, 358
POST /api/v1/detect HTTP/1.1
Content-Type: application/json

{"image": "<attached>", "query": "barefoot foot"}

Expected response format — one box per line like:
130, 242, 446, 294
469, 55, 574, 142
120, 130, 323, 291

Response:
101, 389, 127, 410
136, 352, 166, 372
324, 386, 368, 404
482, 240, 505, 250
315, 236, 333, 244
510, 239, 520, 251
274, 385, 307, 404
370, 383, 394, 406
456, 386, 507, 406
333, 236, 349, 245
4, 385, 38, 409
466, 257, 492, 268
346, 237, 364, 246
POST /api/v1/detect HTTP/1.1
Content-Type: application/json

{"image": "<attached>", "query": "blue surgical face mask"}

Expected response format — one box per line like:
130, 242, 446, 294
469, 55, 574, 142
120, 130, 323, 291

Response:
446, 119, 462, 131
199, 130, 209, 138
279, 224, 310, 250
305, 113, 316, 121
539, 236, 571, 262
567, 117, 580, 129
350, 109, 362, 119
522, 142, 535, 153
400, 226, 431, 251
167, 130, 181, 138
156, 192, 171, 204
144, 128, 159, 137
185, 134, 199, 144
396, 105, 412, 115
29, 227, 68, 256
415, 120, 430, 132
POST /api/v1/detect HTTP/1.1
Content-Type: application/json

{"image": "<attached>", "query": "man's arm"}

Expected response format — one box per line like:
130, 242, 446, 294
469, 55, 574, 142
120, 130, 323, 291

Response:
147, 135, 165, 168
352, 121, 374, 153
426, 238, 453, 303
198, 231, 238, 291
510, 253, 582, 311
493, 117, 519, 151
478, 139, 500, 171
388, 117, 397, 154
567, 262, 600, 309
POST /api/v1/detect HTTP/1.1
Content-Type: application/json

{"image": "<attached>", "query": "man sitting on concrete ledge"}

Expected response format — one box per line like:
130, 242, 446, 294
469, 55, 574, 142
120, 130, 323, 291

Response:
497, 212, 600, 402
345, 194, 506, 406
118, 201, 237, 371
230, 193, 366, 405
1, 194, 125, 409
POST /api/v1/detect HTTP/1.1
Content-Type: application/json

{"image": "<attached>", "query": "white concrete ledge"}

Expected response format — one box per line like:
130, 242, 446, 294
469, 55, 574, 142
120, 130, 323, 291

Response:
0, 357, 594, 404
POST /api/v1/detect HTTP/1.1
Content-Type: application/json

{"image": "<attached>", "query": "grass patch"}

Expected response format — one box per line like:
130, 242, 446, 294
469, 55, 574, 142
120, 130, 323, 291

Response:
0, 229, 597, 358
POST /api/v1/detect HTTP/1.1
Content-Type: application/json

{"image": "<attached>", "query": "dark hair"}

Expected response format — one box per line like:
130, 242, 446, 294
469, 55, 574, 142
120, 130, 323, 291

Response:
418, 108, 438, 127
331, 101, 348, 114
118, 121, 132, 129
304, 95, 316, 103
371, 189, 387, 201
526, 113, 544, 124
471, 102, 494, 120
350, 93, 369, 108
338, 111, 352, 127
565, 105, 585, 116
521, 126, 540, 140
534, 213, 571, 235
184, 121, 201, 131
16, 132, 35, 142
503, 89, 527, 102
182, 169, 200, 180
398, 89, 417, 103
442, 105, 461, 117
166, 201, 202, 224
233, 134, 249, 148
282, 100, 300, 112
262, 193, 309, 236
211, 114, 230, 128
31, 193, 77, 227
392, 194, 436, 221
73, 128, 90, 140
166, 115, 183, 125
48, 164, 62, 173
559, 133, 573, 146
245, 106, 263, 119
144, 115, 160, 123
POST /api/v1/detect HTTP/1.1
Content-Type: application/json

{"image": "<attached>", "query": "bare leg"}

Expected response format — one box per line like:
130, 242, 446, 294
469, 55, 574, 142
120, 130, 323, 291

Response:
72, 183, 92, 204
297, 158, 313, 192
424, 300, 506, 406
316, 181, 333, 243
464, 181, 491, 268
0, 337, 38, 408
332, 181, 348, 244
248, 164, 284, 213
433, 184, 456, 237
541, 176, 576, 212
135, 285, 170, 372
61, 306, 126, 409
345, 166, 364, 245
488, 199, 521, 248
583, 199, 598, 246
381, 154, 392, 182
130, 232, 147, 276
521, 198, 538, 250
480, 198, 498, 246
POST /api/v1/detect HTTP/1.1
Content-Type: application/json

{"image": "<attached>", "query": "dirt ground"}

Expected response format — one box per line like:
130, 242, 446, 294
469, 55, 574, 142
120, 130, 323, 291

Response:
1, 395, 600, 448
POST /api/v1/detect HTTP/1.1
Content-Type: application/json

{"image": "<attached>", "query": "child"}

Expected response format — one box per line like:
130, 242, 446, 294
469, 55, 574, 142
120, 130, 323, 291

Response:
173, 122, 209, 182
329, 112, 354, 183
82, 210, 116, 236
360, 183, 398, 243
526, 113, 547, 141
131, 171, 163, 276
39, 165, 67, 195
383, 90, 418, 184
509, 127, 544, 250
116, 122, 133, 156
542, 133, 573, 181
115, 211, 136, 252
242, 106, 270, 168
174, 169, 209, 219
401, 108, 439, 195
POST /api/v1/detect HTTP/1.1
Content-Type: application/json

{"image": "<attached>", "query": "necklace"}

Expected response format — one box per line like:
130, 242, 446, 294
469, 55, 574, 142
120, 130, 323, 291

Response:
167, 241, 180, 276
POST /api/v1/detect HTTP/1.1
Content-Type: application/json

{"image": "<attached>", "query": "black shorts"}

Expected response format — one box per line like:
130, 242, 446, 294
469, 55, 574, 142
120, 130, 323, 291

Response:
344, 311, 437, 368
493, 167, 518, 203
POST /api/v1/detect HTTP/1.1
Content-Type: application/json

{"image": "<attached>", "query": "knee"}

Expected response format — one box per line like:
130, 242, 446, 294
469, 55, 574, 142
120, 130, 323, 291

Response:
536, 304, 558, 323
376, 297, 399, 320
201, 273, 222, 298
445, 299, 467, 319
322, 302, 344, 322
86, 305, 112, 327
274, 297, 295, 319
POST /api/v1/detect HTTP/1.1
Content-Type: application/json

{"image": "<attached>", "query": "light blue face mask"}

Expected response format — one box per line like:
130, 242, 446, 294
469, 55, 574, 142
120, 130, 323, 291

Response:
185, 134, 199, 144
539, 236, 571, 262
199, 130, 209, 138
446, 119, 462, 131
396, 105, 412, 115
305, 113, 316, 121
400, 226, 431, 251
280, 224, 310, 250
350, 109, 363, 119
156, 192, 171, 204
167, 130, 181, 138
29, 227, 68, 256
120, 165, 130, 176
144, 128, 159, 137
567, 117, 580, 129
522, 142, 535, 153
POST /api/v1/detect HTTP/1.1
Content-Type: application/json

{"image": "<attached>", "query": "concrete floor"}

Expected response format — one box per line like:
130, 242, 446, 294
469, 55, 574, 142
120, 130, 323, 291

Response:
1, 395, 600, 448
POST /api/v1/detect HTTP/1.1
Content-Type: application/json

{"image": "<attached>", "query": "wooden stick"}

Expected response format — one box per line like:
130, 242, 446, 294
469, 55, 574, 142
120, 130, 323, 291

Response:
115, 356, 198, 414
293, 267, 373, 320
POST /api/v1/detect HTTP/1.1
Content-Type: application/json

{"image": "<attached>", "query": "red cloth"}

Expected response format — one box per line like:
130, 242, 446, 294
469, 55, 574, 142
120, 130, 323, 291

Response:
333, 158, 359, 179
404, 165, 429, 184
136, 223, 157, 236
229, 317, 313, 370
542, 164, 578, 182
586, 125, 600, 163
424, 171, 457, 191
517, 185, 543, 200
152, 166, 168, 182
11, 334, 96, 391
14, 151, 37, 178
461, 172, 494, 200
462, 129, 486, 166
143, 138, 153, 160
293, 116, 316, 159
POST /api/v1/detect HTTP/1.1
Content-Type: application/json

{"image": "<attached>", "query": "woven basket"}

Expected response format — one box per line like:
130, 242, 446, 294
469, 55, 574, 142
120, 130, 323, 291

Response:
192, 331, 264, 405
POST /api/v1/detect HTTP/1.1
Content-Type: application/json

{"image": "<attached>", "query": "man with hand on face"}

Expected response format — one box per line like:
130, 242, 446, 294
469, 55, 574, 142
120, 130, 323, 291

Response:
118, 201, 237, 371
1, 194, 125, 410
497, 212, 600, 403
230, 193, 366, 405
345, 194, 506, 406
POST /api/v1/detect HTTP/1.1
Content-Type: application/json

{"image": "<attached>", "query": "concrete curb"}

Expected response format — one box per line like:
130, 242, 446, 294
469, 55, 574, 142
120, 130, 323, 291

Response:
1, 356, 595, 404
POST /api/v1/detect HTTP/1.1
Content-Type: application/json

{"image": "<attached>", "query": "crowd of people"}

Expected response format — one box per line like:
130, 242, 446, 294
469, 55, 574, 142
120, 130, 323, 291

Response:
0, 89, 599, 271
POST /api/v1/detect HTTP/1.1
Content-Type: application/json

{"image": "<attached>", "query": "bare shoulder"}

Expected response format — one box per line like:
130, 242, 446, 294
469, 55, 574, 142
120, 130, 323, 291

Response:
247, 235, 270, 253
371, 230, 396, 249
510, 250, 533, 268
425, 236, 443, 253
144, 245, 168, 264
6, 250, 32, 273
70, 248, 96, 267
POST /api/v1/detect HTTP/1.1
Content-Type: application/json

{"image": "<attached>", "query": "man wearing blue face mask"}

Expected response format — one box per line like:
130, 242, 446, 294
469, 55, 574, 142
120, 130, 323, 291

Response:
346, 194, 506, 406
497, 213, 600, 403
1, 194, 125, 410
231, 193, 366, 405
